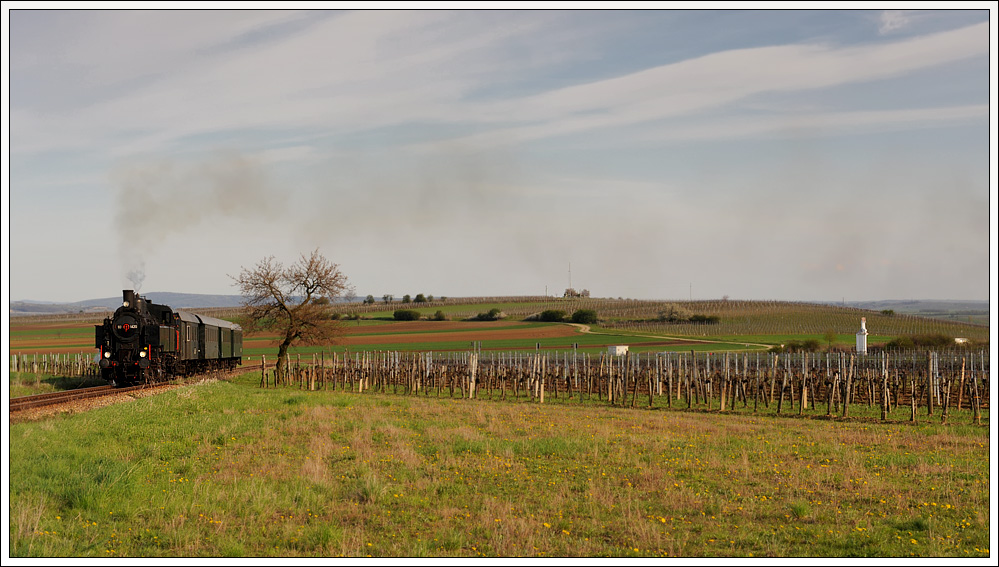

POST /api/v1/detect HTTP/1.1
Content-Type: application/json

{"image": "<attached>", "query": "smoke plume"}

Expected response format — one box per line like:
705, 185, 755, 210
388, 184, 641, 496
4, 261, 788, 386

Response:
111, 151, 285, 290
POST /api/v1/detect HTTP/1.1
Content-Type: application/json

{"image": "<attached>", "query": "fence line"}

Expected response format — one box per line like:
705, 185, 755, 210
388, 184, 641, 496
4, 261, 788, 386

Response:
9, 352, 100, 378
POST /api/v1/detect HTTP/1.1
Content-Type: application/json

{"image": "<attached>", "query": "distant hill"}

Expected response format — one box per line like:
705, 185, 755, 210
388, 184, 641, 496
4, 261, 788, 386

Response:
10, 294, 989, 321
828, 299, 990, 326
8, 292, 247, 315
9, 292, 364, 315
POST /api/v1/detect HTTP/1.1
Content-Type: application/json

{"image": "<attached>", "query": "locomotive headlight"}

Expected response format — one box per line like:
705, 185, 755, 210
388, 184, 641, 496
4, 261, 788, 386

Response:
123, 301, 130, 308
104, 351, 112, 358
139, 351, 147, 358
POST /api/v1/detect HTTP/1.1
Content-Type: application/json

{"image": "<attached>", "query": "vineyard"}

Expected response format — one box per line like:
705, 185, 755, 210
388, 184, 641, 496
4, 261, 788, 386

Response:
255, 348, 990, 423
324, 297, 990, 344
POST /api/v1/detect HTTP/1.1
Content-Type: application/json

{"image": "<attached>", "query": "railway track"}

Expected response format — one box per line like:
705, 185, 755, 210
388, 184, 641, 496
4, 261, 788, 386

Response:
9, 365, 255, 415
8, 384, 163, 412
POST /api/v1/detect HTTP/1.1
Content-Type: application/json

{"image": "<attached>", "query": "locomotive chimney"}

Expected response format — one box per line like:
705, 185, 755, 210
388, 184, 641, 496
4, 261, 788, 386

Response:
123, 289, 136, 308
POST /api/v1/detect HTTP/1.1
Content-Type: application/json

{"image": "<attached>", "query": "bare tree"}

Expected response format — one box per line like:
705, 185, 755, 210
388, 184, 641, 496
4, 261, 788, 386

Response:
232, 249, 353, 384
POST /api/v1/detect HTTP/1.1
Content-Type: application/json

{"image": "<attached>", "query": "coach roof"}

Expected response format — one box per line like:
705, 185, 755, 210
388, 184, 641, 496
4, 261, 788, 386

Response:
195, 314, 242, 331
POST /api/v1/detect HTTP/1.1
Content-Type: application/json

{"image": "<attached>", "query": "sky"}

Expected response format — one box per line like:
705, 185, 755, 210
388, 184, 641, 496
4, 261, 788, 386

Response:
3, 5, 997, 304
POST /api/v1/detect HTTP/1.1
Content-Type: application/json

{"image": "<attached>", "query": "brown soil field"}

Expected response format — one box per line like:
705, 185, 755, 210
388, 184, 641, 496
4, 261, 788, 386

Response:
9, 344, 96, 355
340, 320, 534, 335
12, 322, 93, 332
10, 336, 95, 355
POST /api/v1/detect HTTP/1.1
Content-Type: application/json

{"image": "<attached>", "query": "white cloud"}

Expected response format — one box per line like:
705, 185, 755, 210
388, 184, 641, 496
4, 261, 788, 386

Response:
10, 13, 988, 160
422, 22, 989, 149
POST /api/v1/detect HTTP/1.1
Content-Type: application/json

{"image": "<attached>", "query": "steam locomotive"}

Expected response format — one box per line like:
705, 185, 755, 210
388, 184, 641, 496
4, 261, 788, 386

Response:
95, 290, 243, 386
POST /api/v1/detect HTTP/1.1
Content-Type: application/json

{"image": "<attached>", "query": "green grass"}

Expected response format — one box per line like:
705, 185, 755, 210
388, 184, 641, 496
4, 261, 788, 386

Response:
336, 321, 555, 336
8, 326, 95, 338
242, 333, 717, 359
8, 373, 991, 558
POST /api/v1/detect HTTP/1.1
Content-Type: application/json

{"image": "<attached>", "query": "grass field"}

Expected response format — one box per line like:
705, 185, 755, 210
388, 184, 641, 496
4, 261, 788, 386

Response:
7, 372, 992, 558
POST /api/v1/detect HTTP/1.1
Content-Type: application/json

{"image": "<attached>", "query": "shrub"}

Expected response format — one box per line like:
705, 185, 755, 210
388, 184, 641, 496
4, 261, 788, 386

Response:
402, 295, 411, 304
414, 294, 427, 303
689, 314, 720, 324
475, 308, 503, 321
770, 339, 822, 353
571, 309, 598, 324
364, 295, 376, 304
432, 310, 447, 321
539, 309, 567, 322
658, 304, 691, 323
394, 309, 421, 321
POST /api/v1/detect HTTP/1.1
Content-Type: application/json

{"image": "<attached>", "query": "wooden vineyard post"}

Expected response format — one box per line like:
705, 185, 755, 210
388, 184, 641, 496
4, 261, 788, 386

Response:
648, 364, 655, 409
753, 365, 759, 413
787, 366, 795, 412
799, 374, 808, 416
909, 373, 917, 423
842, 355, 854, 418
971, 369, 981, 426
630, 358, 638, 409
562, 364, 574, 400
720, 354, 728, 413
607, 359, 614, 405
469, 352, 478, 400
957, 360, 966, 412
553, 366, 559, 400
768, 358, 777, 408
881, 353, 889, 421
260, 355, 267, 388
926, 353, 934, 416
776, 368, 786, 415
941, 373, 951, 425
826, 371, 836, 417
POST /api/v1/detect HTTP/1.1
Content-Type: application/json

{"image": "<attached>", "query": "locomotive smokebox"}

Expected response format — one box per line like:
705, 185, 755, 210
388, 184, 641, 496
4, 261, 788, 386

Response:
123, 289, 136, 308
